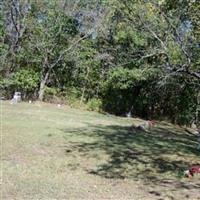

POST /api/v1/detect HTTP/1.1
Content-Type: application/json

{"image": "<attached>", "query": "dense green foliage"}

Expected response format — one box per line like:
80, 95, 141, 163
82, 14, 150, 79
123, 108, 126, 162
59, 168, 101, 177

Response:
1, 0, 199, 125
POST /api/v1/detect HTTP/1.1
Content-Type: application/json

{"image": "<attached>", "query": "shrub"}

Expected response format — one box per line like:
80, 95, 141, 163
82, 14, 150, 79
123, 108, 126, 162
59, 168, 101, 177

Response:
43, 87, 61, 103
12, 69, 39, 91
2, 69, 40, 99
43, 86, 82, 106
87, 98, 102, 112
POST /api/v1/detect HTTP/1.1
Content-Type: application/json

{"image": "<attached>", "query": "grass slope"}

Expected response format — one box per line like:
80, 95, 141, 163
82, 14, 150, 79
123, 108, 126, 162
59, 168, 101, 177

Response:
1, 101, 200, 199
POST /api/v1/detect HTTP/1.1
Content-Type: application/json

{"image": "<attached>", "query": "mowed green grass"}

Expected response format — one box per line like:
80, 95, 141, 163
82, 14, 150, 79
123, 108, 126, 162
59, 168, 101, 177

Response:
1, 101, 200, 200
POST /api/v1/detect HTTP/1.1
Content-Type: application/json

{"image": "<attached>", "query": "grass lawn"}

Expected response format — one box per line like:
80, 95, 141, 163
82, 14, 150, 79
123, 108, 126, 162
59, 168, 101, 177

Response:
1, 101, 200, 199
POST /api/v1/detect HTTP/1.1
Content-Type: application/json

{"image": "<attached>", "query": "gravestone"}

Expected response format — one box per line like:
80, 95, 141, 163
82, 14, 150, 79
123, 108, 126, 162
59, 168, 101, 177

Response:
11, 92, 22, 104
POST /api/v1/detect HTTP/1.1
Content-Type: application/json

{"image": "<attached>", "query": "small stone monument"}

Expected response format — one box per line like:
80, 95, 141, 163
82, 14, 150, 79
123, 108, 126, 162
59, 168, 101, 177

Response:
126, 111, 132, 118
11, 92, 22, 104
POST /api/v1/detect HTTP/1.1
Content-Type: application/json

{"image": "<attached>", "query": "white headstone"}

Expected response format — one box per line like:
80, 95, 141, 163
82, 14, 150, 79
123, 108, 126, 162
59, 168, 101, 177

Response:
126, 111, 132, 118
11, 92, 22, 104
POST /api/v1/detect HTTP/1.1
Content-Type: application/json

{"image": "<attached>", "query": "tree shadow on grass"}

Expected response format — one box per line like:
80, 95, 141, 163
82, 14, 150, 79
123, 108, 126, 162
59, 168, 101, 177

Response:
61, 123, 200, 187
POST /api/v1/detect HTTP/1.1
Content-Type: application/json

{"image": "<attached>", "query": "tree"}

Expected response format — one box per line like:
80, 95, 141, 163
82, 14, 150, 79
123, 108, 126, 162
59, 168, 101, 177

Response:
1, 0, 199, 124
15, 1, 81, 100
98, 0, 199, 122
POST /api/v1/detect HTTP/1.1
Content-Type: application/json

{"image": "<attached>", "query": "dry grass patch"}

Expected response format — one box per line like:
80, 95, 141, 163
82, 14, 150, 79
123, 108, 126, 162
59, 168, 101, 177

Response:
1, 101, 200, 199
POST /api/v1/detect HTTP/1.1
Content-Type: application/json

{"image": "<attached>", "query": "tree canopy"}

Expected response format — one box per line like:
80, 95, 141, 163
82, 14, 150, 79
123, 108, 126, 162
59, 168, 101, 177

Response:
1, 0, 199, 125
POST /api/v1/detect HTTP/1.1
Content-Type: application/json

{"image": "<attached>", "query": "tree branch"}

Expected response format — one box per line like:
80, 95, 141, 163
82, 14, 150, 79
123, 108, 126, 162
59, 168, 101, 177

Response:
167, 65, 200, 81
139, 51, 166, 60
49, 34, 89, 69
156, 5, 192, 65
137, 15, 167, 51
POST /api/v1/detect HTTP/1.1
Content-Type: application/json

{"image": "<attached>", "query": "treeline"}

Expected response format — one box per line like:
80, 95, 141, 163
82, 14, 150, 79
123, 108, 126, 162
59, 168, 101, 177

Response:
0, 0, 200, 125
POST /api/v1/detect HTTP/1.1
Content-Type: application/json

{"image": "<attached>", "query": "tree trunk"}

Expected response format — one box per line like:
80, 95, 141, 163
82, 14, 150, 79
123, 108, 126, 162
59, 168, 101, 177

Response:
80, 66, 90, 105
80, 86, 86, 105
38, 70, 50, 101
196, 91, 200, 128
